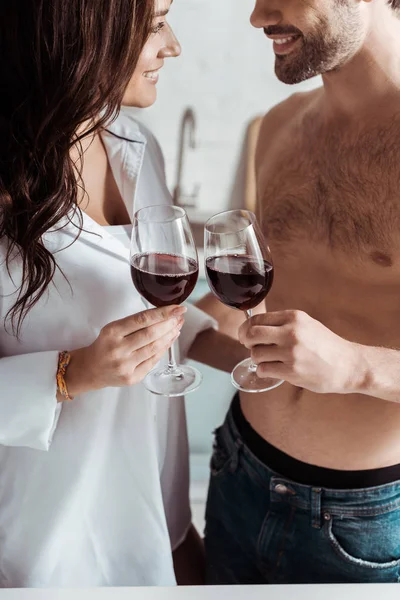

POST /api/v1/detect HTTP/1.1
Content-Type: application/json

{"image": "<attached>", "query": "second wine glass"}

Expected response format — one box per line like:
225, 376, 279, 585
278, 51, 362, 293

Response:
204, 209, 284, 393
130, 205, 202, 397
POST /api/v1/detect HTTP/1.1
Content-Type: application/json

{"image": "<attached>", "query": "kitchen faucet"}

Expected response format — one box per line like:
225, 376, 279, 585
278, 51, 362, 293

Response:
173, 107, 200, 208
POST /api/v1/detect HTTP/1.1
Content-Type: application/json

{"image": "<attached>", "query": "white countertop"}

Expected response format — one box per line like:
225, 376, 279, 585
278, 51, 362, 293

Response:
0, 585, 398, 600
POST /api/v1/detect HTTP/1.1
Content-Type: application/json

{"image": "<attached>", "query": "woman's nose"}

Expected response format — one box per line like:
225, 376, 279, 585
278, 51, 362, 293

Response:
160, 31, 181, 58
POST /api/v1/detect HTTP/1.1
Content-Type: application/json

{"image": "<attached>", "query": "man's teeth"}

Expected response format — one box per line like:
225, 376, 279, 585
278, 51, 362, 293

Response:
275, 36, 296, 45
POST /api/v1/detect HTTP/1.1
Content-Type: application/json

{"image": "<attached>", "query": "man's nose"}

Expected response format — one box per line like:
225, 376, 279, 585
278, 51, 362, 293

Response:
250, 0, 282, 29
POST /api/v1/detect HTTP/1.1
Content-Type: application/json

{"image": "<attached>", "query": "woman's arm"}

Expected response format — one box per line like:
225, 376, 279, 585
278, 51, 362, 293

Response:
188, 328, 247, 373
195, 292, 253, 340
63, 305, 184, 398
0, 351, 63, 450
187, 293, 264, 372
0, 305, 184, 451
172, 524, 205, 585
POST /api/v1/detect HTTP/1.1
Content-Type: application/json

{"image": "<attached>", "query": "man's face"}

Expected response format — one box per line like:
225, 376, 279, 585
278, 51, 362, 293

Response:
251, 0, 365, 84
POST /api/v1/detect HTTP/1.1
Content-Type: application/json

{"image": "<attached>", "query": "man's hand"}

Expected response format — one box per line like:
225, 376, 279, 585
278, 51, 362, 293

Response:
239, 310, 365, 395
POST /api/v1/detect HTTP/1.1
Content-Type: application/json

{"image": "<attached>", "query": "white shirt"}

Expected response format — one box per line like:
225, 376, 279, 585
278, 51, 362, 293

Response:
0, 111, 215, 588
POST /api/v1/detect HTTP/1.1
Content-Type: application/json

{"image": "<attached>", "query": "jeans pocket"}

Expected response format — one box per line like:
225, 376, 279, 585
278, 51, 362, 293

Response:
325, 511, 400, 571
210, 426, 234, 478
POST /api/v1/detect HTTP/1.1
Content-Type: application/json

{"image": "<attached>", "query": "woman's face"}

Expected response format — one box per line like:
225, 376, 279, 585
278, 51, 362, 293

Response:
123, 0, 181, 108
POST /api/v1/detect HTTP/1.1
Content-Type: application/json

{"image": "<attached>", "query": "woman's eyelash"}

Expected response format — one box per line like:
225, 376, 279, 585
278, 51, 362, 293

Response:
152, 22, 165, 34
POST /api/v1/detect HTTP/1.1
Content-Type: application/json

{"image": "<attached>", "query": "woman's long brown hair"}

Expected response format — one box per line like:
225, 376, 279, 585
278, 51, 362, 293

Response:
0, 0, 153, 335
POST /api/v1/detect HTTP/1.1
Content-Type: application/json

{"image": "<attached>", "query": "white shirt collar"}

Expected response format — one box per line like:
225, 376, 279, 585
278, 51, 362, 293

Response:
48, 110, 148, 260
103, 109, 147, 144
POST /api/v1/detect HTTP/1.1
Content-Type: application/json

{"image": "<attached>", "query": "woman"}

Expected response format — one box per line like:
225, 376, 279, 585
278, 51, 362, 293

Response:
0, 0, 227, 588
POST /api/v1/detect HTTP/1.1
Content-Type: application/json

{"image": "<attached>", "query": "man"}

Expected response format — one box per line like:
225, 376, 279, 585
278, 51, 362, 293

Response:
202, 0, 400, 585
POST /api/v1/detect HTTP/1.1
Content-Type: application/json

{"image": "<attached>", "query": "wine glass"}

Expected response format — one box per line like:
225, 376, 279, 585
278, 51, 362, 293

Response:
204, 209, 284, 393
130, 205, 202, 397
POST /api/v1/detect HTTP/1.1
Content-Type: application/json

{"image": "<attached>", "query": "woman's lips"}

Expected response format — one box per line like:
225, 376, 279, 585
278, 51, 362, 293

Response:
143, 68, 160, 84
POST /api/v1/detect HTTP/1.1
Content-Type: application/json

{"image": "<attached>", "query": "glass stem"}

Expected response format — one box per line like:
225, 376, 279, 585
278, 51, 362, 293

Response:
167, 342, 177, 370
166, 341, 183, 378
246, 309, 258, 373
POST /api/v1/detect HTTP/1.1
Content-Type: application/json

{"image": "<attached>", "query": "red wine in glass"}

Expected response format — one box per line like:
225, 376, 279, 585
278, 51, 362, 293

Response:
130, 204, 202, 397
204, 209, 284, 394
131, 252, 199, 307
205, 254, 273, 311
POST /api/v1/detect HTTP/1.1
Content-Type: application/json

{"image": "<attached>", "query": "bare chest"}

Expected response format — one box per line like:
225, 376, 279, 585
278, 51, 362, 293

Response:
258, 119, 400, 345
259, 122, 400, 264
82, 152, 131, 227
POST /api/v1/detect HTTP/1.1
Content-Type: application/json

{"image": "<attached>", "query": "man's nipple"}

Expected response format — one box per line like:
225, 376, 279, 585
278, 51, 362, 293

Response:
369, 250, 393, 267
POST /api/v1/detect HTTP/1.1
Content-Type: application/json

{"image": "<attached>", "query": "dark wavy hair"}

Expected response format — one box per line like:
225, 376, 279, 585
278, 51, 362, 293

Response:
0, 0, 153, 334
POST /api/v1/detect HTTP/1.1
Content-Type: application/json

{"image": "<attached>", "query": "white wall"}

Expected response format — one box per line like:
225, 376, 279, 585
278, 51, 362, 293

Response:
129, 0, 321, 215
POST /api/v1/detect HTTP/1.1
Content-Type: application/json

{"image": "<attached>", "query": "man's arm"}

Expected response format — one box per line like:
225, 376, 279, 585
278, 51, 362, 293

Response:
238, 309, 400, 404
353, 345, 400, 404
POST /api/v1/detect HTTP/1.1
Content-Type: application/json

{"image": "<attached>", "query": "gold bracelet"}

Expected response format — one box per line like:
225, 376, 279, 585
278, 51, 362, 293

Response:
57, 351, 74, 401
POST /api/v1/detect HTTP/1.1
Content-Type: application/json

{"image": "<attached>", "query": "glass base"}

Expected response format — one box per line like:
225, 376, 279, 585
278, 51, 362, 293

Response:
231, 358, 284, 393
144, 364, 202, 397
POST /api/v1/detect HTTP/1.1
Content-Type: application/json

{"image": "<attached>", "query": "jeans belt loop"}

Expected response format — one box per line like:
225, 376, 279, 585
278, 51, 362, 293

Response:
311, 487, 323, 529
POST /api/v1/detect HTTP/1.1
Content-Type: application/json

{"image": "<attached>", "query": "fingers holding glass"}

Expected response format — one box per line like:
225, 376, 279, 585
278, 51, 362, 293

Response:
204, 209, 284, 393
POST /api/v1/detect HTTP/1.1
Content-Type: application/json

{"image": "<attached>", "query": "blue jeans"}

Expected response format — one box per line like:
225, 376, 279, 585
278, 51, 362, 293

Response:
204, 405, 400, 584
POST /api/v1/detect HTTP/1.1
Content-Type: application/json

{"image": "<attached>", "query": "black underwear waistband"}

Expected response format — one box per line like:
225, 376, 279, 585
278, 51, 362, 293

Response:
231, 393, 400, 489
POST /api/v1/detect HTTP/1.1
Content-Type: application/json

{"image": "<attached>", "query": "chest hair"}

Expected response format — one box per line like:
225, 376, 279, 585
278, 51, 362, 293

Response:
260, 115, 400, 263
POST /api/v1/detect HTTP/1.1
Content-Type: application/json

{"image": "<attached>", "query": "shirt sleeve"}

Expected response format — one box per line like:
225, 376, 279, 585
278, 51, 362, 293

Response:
178, 303, 218, 362
0, 351, 62, 451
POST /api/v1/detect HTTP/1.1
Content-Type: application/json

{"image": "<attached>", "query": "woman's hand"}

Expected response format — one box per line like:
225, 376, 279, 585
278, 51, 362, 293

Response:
62, 305, 186, 398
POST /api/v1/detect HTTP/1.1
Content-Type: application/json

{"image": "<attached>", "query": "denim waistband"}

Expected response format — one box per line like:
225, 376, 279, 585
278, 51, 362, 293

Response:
219, 397, 400, 522
231, 392, 400, 490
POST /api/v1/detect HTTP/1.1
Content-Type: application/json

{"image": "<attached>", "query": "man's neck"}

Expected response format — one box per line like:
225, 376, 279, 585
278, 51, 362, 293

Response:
321, 5, 400, 120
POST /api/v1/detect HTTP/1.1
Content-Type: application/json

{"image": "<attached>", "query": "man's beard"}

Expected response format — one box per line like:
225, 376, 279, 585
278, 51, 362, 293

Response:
273, 8, 363, 84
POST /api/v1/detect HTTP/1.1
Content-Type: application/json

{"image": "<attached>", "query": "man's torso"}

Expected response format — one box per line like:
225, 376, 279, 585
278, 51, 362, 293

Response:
241, 89, 400, 470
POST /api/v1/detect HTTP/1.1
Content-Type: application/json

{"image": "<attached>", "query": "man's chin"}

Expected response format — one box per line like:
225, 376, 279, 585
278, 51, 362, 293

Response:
275, 61, 319, 85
